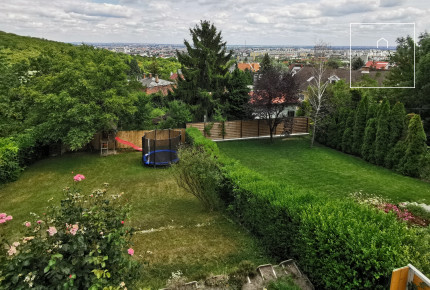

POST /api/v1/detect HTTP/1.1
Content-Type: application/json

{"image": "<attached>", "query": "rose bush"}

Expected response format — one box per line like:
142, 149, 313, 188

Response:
0, 175, 141, 289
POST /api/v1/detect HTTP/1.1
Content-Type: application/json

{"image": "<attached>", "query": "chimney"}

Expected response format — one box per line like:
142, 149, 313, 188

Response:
155, 74, 159, 83
149, 73, 152, 79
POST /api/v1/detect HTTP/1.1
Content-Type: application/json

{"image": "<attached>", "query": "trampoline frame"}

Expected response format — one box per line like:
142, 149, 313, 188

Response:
142, 129, 181, 167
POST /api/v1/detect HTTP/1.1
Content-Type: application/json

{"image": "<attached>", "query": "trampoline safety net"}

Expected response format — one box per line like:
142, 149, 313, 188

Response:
142, 129, 181, 166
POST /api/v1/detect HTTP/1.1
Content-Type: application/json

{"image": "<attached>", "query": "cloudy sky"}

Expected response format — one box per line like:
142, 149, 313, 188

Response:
1, 0, 429, 46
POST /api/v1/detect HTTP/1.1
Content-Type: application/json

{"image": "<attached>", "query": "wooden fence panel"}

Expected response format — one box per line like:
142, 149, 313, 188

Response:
186, 117, 309, 141
390, 266, 409, 290
224, 121, 241, 139
242, 120, 258, 138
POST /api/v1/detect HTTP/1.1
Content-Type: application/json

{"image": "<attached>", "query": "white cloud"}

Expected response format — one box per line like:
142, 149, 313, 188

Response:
0, 0, 428, 45
245, 13, 270, 24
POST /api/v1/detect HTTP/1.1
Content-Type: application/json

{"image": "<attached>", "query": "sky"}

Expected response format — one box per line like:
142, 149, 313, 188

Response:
1, 0, 429, 46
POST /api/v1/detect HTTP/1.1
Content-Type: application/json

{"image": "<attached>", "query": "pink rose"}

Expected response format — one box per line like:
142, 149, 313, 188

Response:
37, 220, 42, 224
0, 213, 6, 219
70, 224, 79, 235
127, 248, 134, 256
121, 221, 125, 225
5, 215, 12, 221
25, 222, 31, 227
73, 174, 85, 182
47, 226, 57, 236
8, 246, 17, 256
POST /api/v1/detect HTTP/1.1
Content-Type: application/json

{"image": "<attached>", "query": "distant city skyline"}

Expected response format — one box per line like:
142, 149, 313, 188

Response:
1, 0, 429, 46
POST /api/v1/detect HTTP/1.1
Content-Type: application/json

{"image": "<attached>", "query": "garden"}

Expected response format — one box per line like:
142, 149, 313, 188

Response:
0, 152, 270, 288
184, 127, 430, 289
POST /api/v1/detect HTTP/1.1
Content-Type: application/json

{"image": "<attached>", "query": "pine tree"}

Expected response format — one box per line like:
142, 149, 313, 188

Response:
352, 95, 368, 155
374, 99, 391, 165
366, 102, 378, 121
398, 114, 427, 177
175, 20, 233, 121
361, 118, 377, 162
341, 111, 355, 153
335, 108, 348, 150
260, 53, 272, 73
326, 115, 338, 148
388, 102, 407, 147
222, 68, 252, 120
384, 102, 407, 168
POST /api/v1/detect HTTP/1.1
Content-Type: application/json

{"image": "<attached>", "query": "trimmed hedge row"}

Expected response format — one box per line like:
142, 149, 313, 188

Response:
185, 127, 430, 289
0, 138, 21, 184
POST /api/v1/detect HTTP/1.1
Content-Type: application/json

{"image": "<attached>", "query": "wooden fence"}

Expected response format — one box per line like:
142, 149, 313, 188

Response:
390, 264, 430, 289
90, 129, 186, 150
186, 117, 309, 141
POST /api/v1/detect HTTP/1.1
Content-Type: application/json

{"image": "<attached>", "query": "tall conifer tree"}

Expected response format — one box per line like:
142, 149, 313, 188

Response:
175, 20, 233, 121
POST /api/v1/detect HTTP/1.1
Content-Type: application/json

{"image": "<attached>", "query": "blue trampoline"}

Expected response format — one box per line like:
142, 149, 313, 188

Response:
142, 129, 181, 167
143, 149, 179, 166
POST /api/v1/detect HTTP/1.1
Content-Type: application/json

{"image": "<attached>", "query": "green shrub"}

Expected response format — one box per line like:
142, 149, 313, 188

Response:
173, 145, 222, 211
186, 129, 429, 289
228, 260, 256, 288
185, 127, 219, 156
374, 99, 391, 165
0, 177, 141, 289
361, 118, 377, 163
341, 112, 354, 153
352, 95, 368, 155
0, 137, 21, 184
398, 114, 427, 177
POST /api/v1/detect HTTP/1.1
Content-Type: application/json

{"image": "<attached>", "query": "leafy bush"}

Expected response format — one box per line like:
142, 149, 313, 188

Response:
398, 114, 427, 177
173, 145, 222, 211
228, 260, 256, 288
0, 176, 141, 289
374, 99, 391, 165
186, 129, 429, 289
0, 137, 21, 184
185, 127, 219, 156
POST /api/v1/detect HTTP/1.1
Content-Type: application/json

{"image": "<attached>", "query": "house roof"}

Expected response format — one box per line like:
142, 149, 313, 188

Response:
249, 91, 299, 105
238, 63, 260, 72
140, 77, 174, 88
293, 67, 388, 90
363, 61, 389, 70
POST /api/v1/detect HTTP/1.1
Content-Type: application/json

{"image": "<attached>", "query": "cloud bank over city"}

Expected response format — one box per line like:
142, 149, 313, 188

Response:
1, 0, 429, 45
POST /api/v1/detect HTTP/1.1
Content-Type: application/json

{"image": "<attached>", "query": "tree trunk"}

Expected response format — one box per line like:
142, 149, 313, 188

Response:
311, 117, 317, 148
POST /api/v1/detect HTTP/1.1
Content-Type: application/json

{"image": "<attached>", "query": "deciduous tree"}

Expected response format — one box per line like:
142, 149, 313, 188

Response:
249, 66, 298, 142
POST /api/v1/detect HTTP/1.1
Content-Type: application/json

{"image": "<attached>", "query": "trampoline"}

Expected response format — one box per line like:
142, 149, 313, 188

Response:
142, 129, 181, 166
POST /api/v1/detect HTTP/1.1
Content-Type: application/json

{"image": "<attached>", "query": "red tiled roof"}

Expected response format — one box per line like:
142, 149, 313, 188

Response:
364, 61, 389, 70
238, 63, 260, 72
248, 91, 299, 105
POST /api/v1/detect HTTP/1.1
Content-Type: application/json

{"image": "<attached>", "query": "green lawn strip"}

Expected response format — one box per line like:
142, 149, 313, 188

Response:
0, 151, 270, 287
218, 137, 430, 203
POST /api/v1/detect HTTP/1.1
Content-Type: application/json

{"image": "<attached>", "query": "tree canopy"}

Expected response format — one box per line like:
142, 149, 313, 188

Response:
174, 20, 233, 121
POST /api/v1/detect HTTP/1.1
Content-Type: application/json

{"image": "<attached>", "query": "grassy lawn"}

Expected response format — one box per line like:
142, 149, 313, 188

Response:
0, 151, 270, 288
218, 137, 430, 203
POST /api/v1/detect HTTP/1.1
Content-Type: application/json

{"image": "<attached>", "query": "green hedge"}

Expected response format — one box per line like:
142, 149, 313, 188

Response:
0, 138, 21, 184
187, 129, 428, 289
185, 127, 219, 156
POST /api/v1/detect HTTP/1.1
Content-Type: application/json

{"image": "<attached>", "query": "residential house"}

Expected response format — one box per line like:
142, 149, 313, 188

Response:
237, 62, 260, 72
140, 73, 175, 96
362, 61, 390, 71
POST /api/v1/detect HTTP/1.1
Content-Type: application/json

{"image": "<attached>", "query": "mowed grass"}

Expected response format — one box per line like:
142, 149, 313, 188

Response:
218, 137, 430, 203
0, 152, 269, 288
